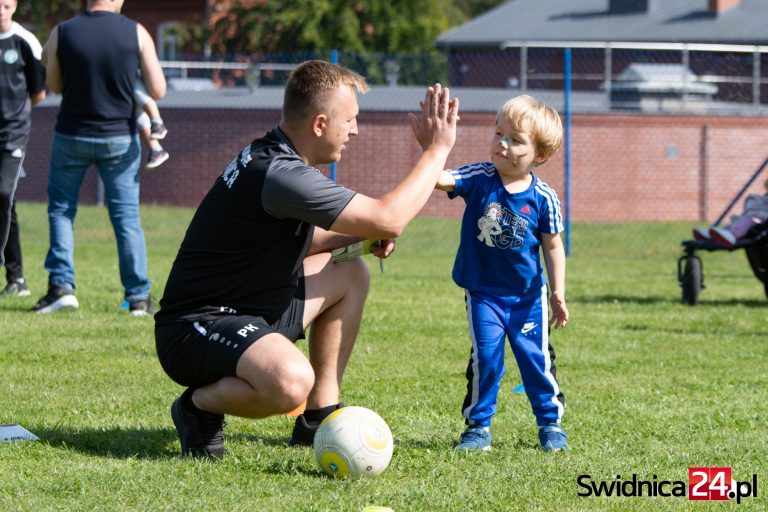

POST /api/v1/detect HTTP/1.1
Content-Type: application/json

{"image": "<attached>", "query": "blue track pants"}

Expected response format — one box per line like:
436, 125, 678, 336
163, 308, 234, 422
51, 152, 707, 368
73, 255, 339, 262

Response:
461, 284, 565, 427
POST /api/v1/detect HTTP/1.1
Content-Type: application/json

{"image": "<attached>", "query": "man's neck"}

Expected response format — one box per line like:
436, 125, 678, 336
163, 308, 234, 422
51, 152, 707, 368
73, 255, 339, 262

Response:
88, 1, 117, 13
278, 122, 314, 166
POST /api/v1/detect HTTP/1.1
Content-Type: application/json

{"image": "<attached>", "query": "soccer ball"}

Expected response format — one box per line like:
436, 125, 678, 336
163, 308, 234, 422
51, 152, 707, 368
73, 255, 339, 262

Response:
313, 406, 394, 478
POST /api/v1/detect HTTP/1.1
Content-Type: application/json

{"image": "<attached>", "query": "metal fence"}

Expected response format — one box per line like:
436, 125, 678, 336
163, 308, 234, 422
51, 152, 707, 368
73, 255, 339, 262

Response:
448, 41, 768, 112
160, 43, 768, 111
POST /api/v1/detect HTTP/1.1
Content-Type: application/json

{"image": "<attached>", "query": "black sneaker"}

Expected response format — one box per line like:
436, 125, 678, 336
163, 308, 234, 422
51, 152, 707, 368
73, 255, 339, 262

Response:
171, 391, 225, 458
145, 149, 169, 170
150, 121, 168, 140
0, 278, 30, 298
288, 403, 344, 446
129, 296, 156, 317
32, 285, 79, 313
288, 413, 319, 447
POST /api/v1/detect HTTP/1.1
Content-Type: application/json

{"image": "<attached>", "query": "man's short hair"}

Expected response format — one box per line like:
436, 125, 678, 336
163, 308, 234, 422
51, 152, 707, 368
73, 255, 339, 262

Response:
496, 95, 563, 163
282, 60, 369, 127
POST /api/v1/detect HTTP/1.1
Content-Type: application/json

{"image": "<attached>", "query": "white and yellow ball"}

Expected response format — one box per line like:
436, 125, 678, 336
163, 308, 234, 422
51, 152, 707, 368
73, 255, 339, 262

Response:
313, 406, 394, 478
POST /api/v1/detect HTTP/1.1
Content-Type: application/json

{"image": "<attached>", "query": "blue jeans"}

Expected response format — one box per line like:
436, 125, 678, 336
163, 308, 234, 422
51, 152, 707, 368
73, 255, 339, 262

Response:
45, 132, 150, 301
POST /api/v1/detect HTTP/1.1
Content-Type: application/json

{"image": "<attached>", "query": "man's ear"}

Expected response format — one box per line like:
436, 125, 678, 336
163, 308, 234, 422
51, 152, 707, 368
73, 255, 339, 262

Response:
311, 114, 327, 137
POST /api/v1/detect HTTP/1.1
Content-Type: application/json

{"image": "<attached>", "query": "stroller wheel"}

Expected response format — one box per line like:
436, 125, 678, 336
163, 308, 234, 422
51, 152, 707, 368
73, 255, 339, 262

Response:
681, 255, 702, 305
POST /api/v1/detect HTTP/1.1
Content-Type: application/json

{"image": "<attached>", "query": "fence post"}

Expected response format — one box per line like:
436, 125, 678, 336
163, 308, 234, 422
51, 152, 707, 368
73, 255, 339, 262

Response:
520, 45, 528, 93
564, 47, 572, 257
699, 124, 708, 221
330, 49, 339, 182
754, 48, 761, 106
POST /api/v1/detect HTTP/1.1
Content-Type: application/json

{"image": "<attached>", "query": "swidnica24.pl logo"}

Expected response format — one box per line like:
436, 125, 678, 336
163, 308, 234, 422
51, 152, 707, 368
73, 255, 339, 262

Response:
577, 467, 758, 504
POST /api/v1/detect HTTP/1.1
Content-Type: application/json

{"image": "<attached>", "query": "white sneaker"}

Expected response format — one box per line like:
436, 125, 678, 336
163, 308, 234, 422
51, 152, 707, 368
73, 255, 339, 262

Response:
32, 286, 79, 313
0, 278, 30, 297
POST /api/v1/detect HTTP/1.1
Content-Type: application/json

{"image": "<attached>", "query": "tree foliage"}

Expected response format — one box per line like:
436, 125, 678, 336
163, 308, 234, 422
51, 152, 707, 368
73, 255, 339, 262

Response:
16, 0, 81, 41
203, 0, 507, 85
208, 0, 460, 55
203, 0, 506, 86
18, 0, 506, 55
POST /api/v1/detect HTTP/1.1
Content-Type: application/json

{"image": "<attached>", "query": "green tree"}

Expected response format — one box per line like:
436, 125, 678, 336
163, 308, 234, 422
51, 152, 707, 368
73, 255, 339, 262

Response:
16, 0, 81, 41
208, 0, 476, 85
209, 0, 454, 55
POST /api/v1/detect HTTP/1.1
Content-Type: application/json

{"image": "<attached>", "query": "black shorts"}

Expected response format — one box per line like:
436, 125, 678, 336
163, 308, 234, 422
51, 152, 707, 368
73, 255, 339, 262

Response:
155, 284, 306, 389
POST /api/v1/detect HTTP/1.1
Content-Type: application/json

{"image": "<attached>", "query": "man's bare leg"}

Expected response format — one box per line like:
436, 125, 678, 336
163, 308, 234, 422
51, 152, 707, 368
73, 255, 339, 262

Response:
191, 252, 368, 418
192, 334, 315, 417
301, 252, 370, 409
286, 252, 370, 445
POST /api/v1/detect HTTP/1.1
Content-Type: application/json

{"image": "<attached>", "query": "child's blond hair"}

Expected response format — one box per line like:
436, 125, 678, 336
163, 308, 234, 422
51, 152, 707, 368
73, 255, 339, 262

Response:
496, 95, 563, 163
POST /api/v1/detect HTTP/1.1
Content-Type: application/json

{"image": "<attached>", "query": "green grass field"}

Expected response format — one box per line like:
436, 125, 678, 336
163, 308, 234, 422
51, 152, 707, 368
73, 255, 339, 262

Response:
1, 202, 766, 511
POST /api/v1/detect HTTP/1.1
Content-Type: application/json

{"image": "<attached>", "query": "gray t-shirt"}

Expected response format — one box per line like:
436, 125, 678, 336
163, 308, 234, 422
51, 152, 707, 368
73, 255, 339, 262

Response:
157, 127, 356, 324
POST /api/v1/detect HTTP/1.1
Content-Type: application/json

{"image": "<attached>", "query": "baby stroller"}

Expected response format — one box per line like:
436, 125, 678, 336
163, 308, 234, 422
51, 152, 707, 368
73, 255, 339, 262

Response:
677, 158, 768, 305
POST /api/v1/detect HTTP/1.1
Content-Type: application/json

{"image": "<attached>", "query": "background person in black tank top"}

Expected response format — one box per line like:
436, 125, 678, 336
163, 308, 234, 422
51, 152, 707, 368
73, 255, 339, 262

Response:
33, 0, 166, 316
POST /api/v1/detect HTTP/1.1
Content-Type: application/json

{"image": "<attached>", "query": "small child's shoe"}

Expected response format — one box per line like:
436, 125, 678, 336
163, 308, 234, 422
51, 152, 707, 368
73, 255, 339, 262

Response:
538, 423, 570, 452
150, 120, 168, 140
709, 226, 737, 248
455, 426, 491, 451
146, 149, 170, 170
692, 227, 710, 241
